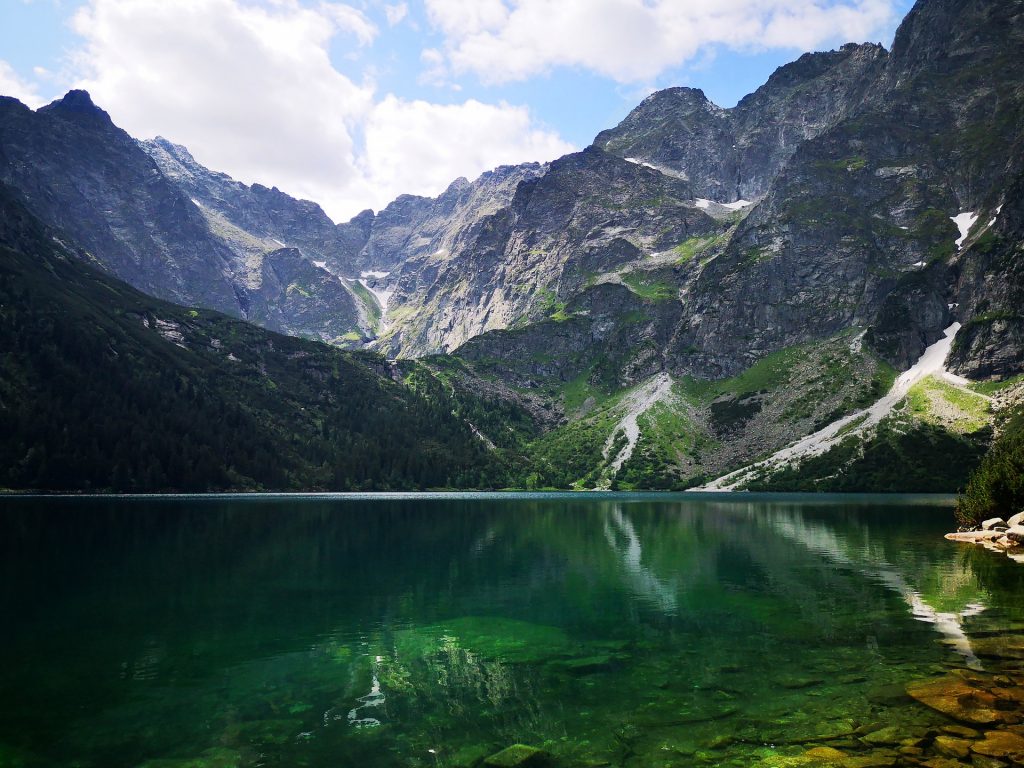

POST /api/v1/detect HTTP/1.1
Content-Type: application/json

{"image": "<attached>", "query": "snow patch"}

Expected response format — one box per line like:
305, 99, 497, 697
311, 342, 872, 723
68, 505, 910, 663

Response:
360, 270, 390, 279
952, 212, 977, 249
912, 260, 926, 268
694, 198, 712, 209
358, 279, 393, 315
722, 199, 752, 211
624, 156, 659, 170
272, 238, 286, 247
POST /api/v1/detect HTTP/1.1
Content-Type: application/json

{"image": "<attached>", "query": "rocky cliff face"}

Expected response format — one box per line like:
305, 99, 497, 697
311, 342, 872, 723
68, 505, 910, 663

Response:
0, 93, 370, 343
0, 92, 239, 315
669, 0, 1024, 375
376, 147, 720, 357
142, 135, 545, 344
593, 43, 887, 203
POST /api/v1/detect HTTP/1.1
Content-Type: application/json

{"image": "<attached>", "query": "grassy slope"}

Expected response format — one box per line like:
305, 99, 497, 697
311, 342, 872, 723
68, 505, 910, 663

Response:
431, 331, 902, 490
743, 376, 992, 494
0, 186, 500, 492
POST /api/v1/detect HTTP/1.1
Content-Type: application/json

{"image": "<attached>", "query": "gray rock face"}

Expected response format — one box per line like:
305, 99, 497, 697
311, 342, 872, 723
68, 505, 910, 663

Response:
378, 146, 719, 358
665, 0, 1024, 375
0, 93, 367, 344
142, 137, 366, 272
143, 135, 544, 344
384, 0, 1024, 378
0, 92, 239, 315
594, 43, 887, 203
948, 169, 1024, 378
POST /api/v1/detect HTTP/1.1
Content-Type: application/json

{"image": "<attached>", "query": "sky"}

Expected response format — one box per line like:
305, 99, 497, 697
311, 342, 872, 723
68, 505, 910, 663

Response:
0, 0, 915, 223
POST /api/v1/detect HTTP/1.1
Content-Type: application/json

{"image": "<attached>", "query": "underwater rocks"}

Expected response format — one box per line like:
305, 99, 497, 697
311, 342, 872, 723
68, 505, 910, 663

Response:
483, 744, 550, 768
894, 671, 1024, 766
906, 674, 1019, 726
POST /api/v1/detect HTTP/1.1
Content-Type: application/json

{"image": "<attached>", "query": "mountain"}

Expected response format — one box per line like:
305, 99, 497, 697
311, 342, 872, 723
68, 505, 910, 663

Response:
0, 183, 506, 491
0, 92, 372, 344
594, 42, 887, 203
1, 0, 1022, 492
139, 134, 545, 346
396, 0, 1024, 488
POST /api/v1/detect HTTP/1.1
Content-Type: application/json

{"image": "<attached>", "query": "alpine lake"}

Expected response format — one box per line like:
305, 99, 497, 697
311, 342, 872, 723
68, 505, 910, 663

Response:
2, 493, 1024, 768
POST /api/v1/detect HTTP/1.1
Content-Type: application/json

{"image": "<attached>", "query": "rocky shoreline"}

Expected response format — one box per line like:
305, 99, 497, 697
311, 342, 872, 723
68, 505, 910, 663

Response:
945, 512, 1024, 564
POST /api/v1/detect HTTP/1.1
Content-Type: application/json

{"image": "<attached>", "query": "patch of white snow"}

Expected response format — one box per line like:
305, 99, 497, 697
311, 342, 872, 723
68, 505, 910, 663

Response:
952, 212, 978, 249
722, 199, 752, 211
624, 157, 659, 170
360, 270, 390, 279
358, 279, 393, 315
694, 198, 712, 209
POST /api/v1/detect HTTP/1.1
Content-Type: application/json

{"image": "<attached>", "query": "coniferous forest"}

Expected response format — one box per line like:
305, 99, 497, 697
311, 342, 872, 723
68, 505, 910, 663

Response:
0, 185, 504, 492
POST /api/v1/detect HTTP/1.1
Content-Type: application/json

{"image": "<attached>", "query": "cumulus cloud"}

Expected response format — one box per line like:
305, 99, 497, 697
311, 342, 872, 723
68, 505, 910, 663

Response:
0, 60, 45, 108
66, 0, 573, 222
361, 96, 574, 204
71, 0, 375, 216
383, 2, 408, 26
425, 0, 901, 84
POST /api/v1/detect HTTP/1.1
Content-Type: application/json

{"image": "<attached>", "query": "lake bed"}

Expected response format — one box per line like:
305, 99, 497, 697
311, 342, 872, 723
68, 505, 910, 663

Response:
1, 493, 1022, 768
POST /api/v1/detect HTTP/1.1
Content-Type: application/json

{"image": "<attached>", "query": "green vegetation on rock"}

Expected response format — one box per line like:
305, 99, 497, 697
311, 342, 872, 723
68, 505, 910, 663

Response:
957, 404, 1024, 527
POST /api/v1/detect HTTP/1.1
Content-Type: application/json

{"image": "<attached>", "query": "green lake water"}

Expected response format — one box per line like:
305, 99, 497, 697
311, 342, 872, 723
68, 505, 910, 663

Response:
2, 493, 1023, 768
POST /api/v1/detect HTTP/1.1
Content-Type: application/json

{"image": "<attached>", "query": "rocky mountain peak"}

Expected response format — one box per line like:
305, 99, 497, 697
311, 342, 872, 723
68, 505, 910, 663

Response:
149, 136, 197, 164
754, 43, 886, 93
39, 89, 114, 126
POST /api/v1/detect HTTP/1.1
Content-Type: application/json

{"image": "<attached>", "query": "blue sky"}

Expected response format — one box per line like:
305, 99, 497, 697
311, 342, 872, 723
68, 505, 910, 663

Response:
0, 0, 916, 221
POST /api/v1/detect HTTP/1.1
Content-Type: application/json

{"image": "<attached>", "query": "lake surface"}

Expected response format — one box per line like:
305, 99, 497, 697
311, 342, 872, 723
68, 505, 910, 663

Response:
1, 493, 1023, 768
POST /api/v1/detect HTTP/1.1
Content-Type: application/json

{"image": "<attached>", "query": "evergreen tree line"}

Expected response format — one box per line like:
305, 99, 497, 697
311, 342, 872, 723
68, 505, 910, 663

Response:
0, 186, 506, 492
957, 406, 1024, 526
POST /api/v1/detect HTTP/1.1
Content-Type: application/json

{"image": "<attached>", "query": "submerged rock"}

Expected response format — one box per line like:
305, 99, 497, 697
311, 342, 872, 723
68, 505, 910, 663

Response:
906, 675, 1016, 725
137, 747, 243, 768
861, 726, 902, 745
552, 654, 614, 674
932, 735, 972, 758
944, 531, 1005, 542
483, 744, 549, 768
971, 730, 1024, 762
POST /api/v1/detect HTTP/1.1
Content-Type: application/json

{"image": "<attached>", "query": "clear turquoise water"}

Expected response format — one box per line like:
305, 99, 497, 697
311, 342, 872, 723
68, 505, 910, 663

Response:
1, 493, 1022, 768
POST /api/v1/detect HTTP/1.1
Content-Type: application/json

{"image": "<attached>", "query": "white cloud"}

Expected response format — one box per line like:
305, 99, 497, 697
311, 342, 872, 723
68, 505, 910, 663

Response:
383, 2, 408, 26
0, 60, 45, 108
360, 96, 574, 206
66, 0, 573, 222
320, 2, 379, 45
425, 0, 900, 84
424, 0, 509, 37
71, 0, 375, 217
